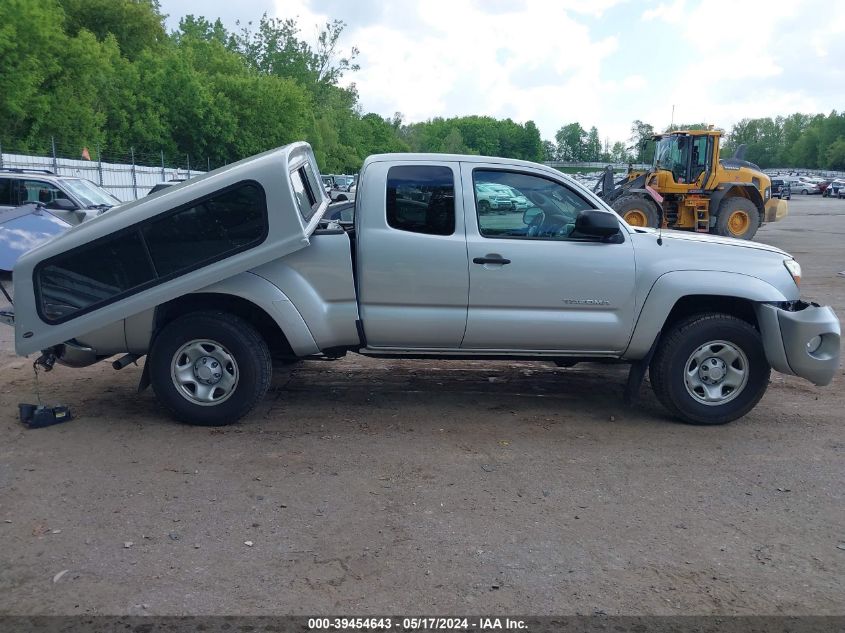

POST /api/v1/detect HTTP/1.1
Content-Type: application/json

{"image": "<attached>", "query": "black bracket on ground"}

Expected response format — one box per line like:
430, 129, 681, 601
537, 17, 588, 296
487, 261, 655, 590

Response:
623, 332, 661, 406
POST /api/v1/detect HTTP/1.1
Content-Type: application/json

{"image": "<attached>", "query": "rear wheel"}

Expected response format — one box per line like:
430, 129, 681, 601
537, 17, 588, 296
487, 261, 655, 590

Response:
149, 312, 272, 426
716, 197, 759, 240
613, 195, 660, 228
649, 314, 770, 425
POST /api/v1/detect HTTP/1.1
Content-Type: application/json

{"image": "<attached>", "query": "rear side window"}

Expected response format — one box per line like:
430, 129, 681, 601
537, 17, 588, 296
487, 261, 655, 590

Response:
38, 232, 156, 322
386, 165, 455, 236
0, 178, 13, 206
35, 181, 268, 323
291, 164, 321, 222
143, 184, 265, 276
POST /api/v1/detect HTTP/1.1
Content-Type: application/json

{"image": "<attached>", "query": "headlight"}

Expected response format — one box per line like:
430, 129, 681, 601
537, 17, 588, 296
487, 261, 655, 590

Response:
806, 335, 822, 354
783, 258, 801, 286
764, 186, 771, 200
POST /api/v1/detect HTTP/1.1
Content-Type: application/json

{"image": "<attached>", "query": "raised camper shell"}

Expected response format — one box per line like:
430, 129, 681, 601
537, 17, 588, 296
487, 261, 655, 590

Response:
12, 142, 328, 357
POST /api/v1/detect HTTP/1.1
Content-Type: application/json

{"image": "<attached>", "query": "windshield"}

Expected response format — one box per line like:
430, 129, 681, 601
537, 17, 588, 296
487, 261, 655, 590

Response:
653, 135, 692, 182
653, 137, 676, 170
61, 178, 121, 207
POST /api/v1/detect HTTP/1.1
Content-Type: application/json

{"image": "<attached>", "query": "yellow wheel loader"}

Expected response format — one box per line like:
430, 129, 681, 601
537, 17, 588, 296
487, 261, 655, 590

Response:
597, 129, 787, 240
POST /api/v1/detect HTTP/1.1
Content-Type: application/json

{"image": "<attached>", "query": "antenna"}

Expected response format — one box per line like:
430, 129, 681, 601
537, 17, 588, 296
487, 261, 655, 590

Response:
670, 104, 675, 131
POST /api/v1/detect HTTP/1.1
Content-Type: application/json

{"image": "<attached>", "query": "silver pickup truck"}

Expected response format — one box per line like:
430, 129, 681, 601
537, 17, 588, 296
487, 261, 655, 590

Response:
2, 143, 840, 426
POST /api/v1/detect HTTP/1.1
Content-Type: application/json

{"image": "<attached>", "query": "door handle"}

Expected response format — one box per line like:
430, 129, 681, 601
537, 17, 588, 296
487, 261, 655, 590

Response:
473, 255, 511, 265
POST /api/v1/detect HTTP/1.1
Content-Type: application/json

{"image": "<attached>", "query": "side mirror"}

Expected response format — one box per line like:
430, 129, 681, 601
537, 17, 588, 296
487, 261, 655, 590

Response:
573, 209, 620, 239
46, 198, 77, 211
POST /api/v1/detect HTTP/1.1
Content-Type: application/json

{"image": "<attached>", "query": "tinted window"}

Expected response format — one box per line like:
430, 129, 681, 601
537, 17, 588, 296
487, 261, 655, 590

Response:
20, 180, 69, 205
143, 183, 266, 276
0, 178, 13, 206
474, 170, 596, 240
38, 232, 155, 321
36, 181, 267, 323
386, 165, 455, 236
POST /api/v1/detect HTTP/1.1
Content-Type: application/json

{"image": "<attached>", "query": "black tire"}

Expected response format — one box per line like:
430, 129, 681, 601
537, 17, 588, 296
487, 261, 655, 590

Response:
612, 194, 660, 228
478, 200, 490, 213
715, 197, 760, 240
801, 188, 809, 195
649, 314, 771, 425
149, 311, 272, 426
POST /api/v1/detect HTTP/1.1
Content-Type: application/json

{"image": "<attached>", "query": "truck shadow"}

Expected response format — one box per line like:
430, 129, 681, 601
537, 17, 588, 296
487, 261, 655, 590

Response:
264, 358, 671, 424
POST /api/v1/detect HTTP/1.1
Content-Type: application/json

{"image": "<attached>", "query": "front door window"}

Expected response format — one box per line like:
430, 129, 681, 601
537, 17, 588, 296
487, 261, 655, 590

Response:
473, 170, 595, 241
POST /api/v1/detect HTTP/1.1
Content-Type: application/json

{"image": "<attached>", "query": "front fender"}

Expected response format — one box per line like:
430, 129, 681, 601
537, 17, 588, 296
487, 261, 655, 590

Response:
623, 270, 790, 359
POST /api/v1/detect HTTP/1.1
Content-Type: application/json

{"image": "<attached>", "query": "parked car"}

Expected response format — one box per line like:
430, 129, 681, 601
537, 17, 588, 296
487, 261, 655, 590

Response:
822, 180, 845, 197
334, 175, 354, 192
0, 168, 120, 218
770, 178, 792, 200
0, 168, 122, 270
795, 179, 821, 195
475, 183, 516, 212
2, 143, 839, 427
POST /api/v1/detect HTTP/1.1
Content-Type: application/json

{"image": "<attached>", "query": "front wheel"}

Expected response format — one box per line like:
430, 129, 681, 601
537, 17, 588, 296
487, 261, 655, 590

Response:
649, 314, 771, 425
149, 312, 273, 426
716, 197, 760, 240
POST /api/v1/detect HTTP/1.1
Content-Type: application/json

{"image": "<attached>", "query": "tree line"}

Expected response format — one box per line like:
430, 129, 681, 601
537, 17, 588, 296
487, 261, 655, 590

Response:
0, 0, 542, 172
723, 112, 845, 171
2, 1, 841, 173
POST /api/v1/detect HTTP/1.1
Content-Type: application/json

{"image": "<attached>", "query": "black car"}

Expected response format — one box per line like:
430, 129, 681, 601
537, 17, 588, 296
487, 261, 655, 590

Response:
770, 178, 791, 200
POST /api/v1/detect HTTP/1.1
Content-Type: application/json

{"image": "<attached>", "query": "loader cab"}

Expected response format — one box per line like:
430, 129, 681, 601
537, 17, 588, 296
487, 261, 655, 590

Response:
652, 133, 713, 186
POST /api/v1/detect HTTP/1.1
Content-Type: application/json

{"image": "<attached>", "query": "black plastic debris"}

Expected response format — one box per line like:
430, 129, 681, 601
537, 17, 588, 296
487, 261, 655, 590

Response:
19, 403, 73, 429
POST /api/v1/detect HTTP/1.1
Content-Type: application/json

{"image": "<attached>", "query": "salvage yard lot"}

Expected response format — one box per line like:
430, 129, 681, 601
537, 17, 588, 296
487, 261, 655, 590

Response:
0, 196, 843, 615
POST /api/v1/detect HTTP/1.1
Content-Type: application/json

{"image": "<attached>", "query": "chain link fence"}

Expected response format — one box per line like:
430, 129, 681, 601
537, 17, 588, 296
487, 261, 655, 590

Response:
0, 138, 212, 202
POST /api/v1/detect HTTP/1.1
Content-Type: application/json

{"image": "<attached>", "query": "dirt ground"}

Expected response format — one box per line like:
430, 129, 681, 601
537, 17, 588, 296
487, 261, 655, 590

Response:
0, 196, 843, 616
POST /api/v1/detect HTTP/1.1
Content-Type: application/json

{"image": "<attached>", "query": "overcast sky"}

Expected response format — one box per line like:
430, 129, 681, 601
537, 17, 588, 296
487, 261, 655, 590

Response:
158, 0, 845, 145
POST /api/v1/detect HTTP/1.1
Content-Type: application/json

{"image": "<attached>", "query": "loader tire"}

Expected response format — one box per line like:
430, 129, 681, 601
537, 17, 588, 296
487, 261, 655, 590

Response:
716, 197, 759, 240
613, 195, 660, 228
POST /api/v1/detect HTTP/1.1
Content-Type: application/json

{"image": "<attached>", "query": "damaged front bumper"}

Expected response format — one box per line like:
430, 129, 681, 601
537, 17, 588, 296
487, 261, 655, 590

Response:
756, 301, 841, 386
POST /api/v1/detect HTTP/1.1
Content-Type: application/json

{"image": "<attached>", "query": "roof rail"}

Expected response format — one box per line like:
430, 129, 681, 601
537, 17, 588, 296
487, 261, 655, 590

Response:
0, 167, 56, 175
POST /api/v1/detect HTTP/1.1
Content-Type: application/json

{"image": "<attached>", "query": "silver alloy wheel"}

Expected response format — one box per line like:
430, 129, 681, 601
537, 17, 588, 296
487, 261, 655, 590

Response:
170, 339, 239, 406
684, 340, 749, 406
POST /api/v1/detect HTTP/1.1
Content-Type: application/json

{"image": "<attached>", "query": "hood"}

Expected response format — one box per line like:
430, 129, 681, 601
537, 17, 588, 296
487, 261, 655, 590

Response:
631, 227, 789, 257
0, 204, 71, 272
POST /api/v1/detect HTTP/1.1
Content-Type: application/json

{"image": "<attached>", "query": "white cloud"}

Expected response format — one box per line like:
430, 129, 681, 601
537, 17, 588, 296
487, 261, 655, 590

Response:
267, 0, 845, 145
641, 0, 685, 23
275, 0, 629, 139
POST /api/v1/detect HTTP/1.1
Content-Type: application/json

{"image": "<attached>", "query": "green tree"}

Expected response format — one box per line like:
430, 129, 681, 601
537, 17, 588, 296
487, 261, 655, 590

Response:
628, 119, 655, 163
555, 122, 587, 161
584, 126, 601, 161
610, 141, 629, 163
542, 140, 558, 162
58, 0, 166, 60
825, 138, 845, 170
0, 0, 65, 145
